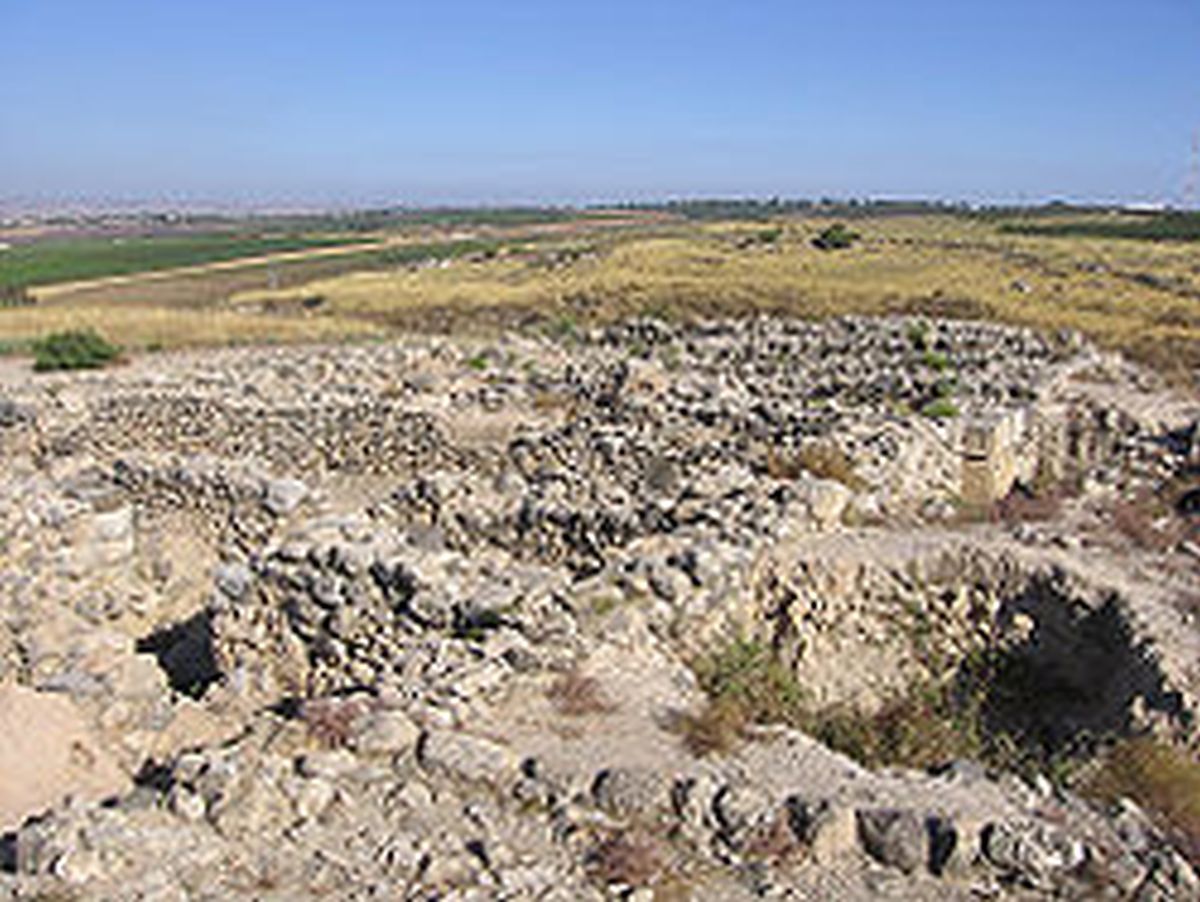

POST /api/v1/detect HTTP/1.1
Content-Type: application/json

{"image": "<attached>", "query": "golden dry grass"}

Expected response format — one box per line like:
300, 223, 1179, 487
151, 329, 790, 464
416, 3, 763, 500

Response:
1084, 737, 1200, 865
228, 215, 1200, 376
0, 304, 381, 349
5, 215, 1200, 376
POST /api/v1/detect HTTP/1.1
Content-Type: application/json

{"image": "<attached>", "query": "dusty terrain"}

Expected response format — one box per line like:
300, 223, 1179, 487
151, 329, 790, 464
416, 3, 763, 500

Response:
1, 313, 1198, 899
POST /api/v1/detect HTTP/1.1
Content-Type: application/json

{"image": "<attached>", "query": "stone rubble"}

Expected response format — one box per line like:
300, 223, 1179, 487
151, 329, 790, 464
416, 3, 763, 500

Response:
0, 315, 1197, 900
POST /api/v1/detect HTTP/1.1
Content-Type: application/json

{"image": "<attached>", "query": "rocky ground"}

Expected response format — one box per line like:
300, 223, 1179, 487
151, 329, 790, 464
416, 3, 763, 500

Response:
0, 315, 1198, 900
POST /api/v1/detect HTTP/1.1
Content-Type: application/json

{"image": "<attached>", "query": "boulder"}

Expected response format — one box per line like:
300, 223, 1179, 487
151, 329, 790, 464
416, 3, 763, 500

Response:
263, 478, 309, 516
795, 477, 852, 530
856, 808, 928, 874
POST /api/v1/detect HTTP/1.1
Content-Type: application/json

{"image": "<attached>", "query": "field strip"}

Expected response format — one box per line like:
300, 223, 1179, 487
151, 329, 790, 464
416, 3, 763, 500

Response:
29, 234, 450, 300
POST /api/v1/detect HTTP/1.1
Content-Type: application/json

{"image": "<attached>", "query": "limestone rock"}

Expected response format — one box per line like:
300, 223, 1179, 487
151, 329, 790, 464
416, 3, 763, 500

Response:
0, 684, 129, 831
419, 730, 518, 787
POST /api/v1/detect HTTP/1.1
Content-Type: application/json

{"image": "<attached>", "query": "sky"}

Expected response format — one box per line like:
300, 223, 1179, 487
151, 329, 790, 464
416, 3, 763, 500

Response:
1, 0, 1199, 209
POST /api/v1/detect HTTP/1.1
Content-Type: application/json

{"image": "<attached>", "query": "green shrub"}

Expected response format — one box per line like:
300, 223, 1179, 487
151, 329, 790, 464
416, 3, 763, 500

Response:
32, 329, 121, 372
812, 223, 860, 251
907, 320, 931, 351
921, 398, 960, 420
932, 376, 958, 398
0, 284, 34, 308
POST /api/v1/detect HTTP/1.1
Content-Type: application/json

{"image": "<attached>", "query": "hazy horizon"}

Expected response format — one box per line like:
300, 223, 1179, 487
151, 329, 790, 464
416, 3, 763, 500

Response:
3, 0, 1198, 211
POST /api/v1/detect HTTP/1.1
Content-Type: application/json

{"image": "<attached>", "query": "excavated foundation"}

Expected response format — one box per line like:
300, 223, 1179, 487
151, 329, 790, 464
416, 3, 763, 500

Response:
736, 536, 1196, 764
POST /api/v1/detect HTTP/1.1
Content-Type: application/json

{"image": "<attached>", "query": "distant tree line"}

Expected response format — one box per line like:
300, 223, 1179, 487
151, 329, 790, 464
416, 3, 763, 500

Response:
609, 197, 976, 221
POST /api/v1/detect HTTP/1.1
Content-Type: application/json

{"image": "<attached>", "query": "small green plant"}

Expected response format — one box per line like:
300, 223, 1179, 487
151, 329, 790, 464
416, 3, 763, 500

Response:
660, 344, 682, 371
588, 593, 625, 618
465, 354, 489, 372
922, 350, 951, 371
908, 321, 931, 351
809, 684, 986, 772
546, 315, 578, 341
32, 329, 121, 372
812, 223, 860, 251
921, 398, 960, 420
932, 376, 958, 398
678, 636, 809, 755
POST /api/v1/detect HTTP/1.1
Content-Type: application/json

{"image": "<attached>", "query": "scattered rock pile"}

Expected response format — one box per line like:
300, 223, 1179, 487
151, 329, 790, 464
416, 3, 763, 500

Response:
1, 316, 1197, 900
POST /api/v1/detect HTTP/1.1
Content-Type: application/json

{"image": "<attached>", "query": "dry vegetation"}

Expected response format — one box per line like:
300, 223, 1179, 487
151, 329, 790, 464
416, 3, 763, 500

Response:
765, 441, 866, 490
546, 670, 615, 716
685, 632, 1200, 867
585, 829, 670, 889
4, 214, 1200, 384
227, 216, 1200, 374
1084, 738, 1200, 866
0, 303, 383, 351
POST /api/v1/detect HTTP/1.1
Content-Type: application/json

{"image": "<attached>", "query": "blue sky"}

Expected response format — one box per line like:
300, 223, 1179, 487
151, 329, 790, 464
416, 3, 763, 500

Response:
2, 0, 1198, 207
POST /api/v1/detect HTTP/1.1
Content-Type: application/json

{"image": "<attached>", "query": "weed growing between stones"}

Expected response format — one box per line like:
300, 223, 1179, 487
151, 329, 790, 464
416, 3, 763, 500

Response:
920, 398, 960, 420
764, 441, 865, 491
546, 670, 615, 717
585, 828, 668, 889
677, 637, 810, 756
681, 634, 1155, 786
923, 349, 951, 372
1082, 738, 1200, 867
299, 696, 374, 749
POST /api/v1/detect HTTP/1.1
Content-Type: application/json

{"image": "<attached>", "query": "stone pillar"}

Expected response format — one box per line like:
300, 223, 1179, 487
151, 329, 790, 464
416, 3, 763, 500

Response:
960, 414, 1020, 506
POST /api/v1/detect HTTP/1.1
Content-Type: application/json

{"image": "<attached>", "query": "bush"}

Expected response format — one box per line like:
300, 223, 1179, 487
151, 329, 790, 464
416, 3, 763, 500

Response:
32, 329, 121, 372
0, 284, 34, 308
812, 223, 860, 251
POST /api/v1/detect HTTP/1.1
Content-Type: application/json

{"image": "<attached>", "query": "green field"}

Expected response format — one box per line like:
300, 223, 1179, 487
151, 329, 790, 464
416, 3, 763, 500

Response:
0, 233, 371, 287
998, 211, 1200, 243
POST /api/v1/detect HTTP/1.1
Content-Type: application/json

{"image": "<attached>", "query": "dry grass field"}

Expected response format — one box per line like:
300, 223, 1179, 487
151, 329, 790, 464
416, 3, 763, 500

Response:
4, 213, 1199, 382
